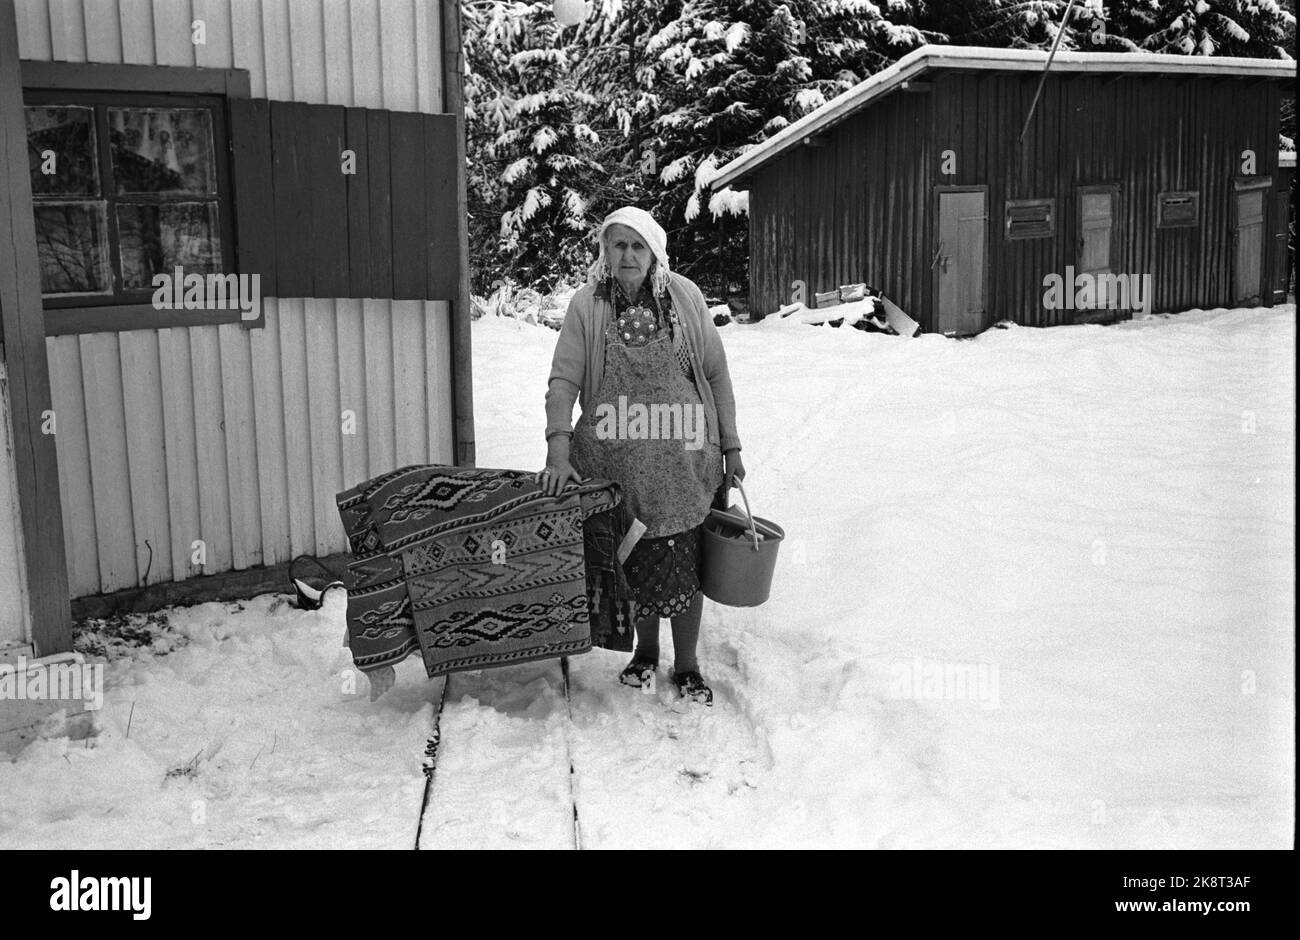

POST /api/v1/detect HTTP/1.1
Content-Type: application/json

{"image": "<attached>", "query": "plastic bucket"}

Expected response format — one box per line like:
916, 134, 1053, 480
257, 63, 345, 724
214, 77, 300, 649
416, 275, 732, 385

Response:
700, 479, 784, 607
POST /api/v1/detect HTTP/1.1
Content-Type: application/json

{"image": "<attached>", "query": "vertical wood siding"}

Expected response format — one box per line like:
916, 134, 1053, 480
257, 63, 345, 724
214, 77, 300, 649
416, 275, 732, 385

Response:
926, 72, 1280, 325
748, 89, 932, 321
17, 0, 455, 596
747, 71, 1281, 331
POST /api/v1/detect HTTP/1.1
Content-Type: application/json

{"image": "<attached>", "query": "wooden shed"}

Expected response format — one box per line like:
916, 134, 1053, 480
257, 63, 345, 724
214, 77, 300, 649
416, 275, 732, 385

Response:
0, 0, 474, 663
711, 46, 1295, 332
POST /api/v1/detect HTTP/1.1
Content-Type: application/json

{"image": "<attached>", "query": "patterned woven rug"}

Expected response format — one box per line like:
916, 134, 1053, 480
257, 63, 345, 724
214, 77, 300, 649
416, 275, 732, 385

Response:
338, 465, 626, 678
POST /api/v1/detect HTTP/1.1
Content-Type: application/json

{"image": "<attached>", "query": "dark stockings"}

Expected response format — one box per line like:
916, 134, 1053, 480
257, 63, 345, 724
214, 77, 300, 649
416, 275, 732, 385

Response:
632, 590, 703, 673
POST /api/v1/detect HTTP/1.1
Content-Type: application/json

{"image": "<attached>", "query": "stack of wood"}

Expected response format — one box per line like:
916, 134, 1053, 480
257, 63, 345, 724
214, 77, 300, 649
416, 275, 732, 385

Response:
810, 282, 890, 331
775, 282, 921, 337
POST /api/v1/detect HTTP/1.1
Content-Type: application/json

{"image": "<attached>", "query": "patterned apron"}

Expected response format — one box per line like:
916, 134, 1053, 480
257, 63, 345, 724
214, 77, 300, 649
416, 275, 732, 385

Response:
570, 299, 723, 540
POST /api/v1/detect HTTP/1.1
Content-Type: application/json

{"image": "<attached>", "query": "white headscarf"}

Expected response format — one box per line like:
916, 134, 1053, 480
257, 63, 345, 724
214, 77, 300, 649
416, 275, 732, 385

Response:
586, 206, 671, 298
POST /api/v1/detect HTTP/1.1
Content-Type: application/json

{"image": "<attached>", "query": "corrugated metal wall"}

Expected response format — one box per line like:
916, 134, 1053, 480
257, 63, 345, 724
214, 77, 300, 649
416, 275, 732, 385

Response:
15, 0, 455, 596
747, 70, 1281, 330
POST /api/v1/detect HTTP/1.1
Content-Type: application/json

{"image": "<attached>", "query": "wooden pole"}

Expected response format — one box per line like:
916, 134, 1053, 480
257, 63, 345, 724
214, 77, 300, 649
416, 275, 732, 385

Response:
442, 0, 477, 467
0, 0, 73, 653
1019, 0, 1079, 144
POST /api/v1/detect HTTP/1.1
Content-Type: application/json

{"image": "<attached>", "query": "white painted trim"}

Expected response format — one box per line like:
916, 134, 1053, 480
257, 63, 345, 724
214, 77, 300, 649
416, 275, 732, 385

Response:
711, 44, 1296, 190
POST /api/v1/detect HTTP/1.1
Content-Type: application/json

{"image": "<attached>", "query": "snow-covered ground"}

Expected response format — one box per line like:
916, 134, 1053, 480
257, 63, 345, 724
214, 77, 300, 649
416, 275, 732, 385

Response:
2, 304, 1293, 849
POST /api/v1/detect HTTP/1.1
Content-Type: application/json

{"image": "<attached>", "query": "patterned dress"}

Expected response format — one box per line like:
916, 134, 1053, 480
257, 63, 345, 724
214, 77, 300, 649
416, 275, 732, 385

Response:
569, 277, 725, 621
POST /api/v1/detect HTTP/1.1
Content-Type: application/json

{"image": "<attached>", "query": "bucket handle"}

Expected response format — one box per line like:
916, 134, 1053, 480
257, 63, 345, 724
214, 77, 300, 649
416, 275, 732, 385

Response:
729, 478, 762, 553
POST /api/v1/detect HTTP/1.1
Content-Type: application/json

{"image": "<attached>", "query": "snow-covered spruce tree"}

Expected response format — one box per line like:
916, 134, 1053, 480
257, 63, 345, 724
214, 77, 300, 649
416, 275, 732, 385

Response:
464, 1, 603, 293
1101, 0, 1295, 167
1108, 0, 1295, 58
569, 1, 686, 214
908, 0, 1295, 56
625, 1, 930, 300
463, 1, 517, 294
905, 0, 1098, 50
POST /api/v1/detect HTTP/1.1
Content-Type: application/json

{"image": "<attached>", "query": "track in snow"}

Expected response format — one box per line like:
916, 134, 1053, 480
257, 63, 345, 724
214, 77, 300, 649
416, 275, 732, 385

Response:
415, 648, 768, 849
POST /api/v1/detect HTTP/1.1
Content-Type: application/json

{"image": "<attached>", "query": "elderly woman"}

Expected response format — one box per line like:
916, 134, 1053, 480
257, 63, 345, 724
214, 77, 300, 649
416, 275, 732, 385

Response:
540, 206, 744, 706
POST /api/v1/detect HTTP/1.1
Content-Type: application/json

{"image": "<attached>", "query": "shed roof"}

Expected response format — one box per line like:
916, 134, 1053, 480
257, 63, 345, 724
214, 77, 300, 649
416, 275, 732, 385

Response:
711, 44, 1295, 190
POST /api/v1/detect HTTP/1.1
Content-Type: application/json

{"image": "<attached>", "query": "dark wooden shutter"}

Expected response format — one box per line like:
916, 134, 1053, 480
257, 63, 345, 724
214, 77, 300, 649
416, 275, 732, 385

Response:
389, 110, 429, 299
229, 98, 460, 302
229, 97, 276, 293
270, 101, 313, 296
345, 106, 374, 295
424, 113, 460, 300
363, 108, 393, 299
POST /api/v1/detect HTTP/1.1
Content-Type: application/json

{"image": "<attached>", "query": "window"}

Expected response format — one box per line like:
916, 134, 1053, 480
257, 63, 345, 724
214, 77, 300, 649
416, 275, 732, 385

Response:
25, 91, 234, 310
1156, 190, 1199, 228
1005, 198, 1055, 240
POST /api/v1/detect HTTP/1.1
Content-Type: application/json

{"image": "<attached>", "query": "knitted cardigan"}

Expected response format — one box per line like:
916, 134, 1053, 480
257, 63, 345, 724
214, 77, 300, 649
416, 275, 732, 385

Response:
544, 271, 742, 453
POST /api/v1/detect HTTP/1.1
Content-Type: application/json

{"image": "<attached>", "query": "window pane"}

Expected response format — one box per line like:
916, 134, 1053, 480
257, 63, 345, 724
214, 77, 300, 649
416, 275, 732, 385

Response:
34, 201, 112, 294
26, 106, 99, 196
117, 202, 221, 289
109, 108, 215, 195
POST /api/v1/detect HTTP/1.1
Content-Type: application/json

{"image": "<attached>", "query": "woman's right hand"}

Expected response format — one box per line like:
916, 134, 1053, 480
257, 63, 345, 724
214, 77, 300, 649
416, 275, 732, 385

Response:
539, 432, 585, 496
535, 457, 582, 496
539, 458, 583, 496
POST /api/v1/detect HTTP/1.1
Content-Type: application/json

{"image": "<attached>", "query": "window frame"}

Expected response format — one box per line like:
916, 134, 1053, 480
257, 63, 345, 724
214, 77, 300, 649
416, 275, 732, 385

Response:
20, 61, 253, 336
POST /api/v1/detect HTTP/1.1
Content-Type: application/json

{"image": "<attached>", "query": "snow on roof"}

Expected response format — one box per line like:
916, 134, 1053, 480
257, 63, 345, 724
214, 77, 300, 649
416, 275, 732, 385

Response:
711, 45, 1296, 191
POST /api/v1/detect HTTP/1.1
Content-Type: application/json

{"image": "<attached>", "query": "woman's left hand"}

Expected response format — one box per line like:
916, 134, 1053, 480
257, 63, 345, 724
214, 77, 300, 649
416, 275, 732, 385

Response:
724, 449, 746, 489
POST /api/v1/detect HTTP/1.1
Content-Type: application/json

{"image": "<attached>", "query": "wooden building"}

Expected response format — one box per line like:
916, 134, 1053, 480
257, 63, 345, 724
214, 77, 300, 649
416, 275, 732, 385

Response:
0, 0, 474, 666
711, 46, 1295, 332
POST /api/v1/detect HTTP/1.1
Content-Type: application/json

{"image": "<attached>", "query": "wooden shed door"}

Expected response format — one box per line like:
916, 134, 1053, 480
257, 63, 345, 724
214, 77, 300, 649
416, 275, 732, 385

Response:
1233, 186, 1266, 306
1078, 186, 1118, 277
936, 190, 987, 334
1272, 189, 1291, 303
